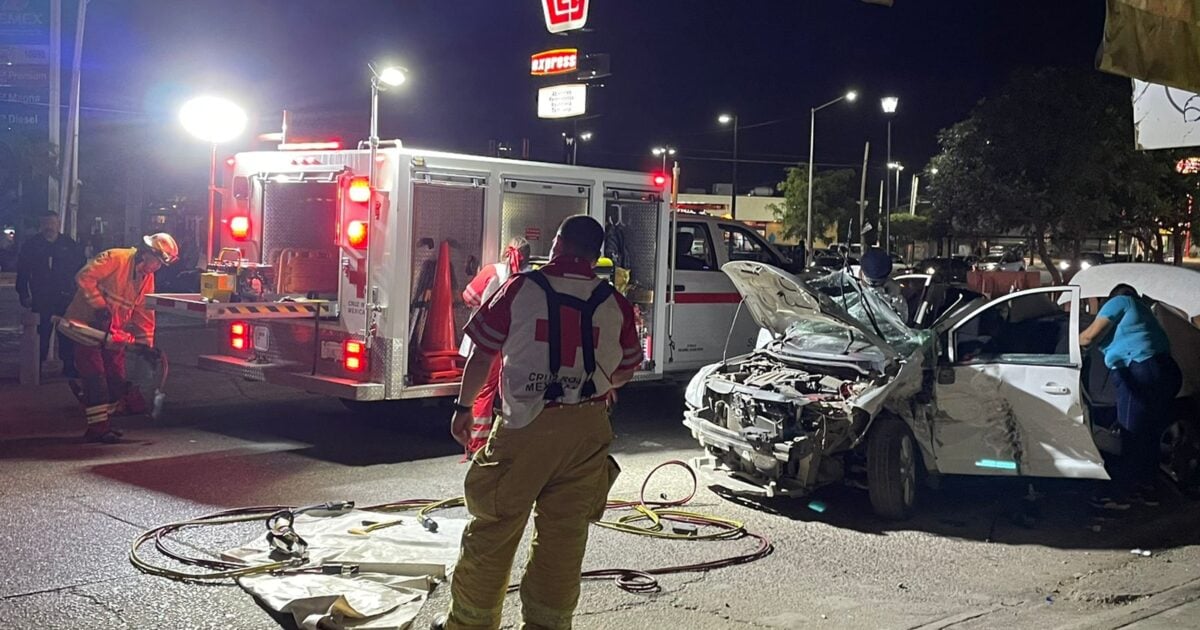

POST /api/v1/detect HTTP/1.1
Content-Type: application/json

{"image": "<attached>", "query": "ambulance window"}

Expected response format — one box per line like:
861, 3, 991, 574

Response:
720, 225, 780, 266
675, 222, 716, 271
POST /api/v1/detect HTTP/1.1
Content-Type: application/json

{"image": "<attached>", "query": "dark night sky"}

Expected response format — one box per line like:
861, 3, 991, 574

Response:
81, 0, 1108, 196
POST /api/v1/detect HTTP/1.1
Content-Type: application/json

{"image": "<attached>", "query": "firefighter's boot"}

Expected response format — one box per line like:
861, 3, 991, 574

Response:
83, 404, 120, 443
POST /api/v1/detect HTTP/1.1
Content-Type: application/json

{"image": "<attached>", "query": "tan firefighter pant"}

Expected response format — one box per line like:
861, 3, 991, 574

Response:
446, 402, 619, 630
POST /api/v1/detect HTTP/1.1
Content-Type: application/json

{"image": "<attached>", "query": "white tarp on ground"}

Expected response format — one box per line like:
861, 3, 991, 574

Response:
223, 510, 467, 630
1132, 79, 1200, 150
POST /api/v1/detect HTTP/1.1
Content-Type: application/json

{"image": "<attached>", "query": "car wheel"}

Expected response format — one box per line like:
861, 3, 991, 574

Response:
868, 414, 920, 520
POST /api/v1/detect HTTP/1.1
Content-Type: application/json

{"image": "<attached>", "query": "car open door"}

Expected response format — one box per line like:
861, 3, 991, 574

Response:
933, 286, 1109, 479
667, 220, 755, 370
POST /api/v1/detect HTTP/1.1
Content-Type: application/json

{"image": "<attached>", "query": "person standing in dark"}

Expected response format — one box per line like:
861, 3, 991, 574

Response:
15, 212, 84, 378
1079, 284, 1183, 508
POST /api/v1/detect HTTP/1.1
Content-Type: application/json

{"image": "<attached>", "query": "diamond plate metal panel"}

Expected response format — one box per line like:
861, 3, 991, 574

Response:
500, 191, 588, 259
373, 335, 406, 398
410, 183, 486, 350
605, 199, 660, 368
606, 200, 660, 289
260, 181, 338, 267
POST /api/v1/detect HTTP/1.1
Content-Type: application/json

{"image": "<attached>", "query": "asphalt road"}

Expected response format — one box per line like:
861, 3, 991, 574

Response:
2, 310, 1199, 629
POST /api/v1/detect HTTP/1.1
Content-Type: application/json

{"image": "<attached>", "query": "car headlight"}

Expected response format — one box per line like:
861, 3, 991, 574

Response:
684, 363, 720, 410
1058, 261, 1070, 270
926, 267, 937, 274
1079, 261, 1091, 270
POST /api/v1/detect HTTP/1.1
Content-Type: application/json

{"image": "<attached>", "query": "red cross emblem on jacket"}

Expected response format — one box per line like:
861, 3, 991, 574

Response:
535, 306, 600, 368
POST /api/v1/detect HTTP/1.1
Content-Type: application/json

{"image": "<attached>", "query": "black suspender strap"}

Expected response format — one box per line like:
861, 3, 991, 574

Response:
521, 270, 614, 402
578, 281, 614, 398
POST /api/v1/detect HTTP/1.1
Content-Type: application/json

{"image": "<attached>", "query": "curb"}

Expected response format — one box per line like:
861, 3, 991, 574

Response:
1056, 577, 1200, 630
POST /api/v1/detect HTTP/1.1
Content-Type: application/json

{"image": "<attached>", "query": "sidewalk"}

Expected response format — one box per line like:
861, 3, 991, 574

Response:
1062, 578, 1200, 629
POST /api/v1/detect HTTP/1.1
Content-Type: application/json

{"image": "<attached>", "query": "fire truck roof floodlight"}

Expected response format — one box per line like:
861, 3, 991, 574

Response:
180, 96, 247, 144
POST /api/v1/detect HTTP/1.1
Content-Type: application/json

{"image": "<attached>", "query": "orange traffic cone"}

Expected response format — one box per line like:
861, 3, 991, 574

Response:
413, 240, 466, 384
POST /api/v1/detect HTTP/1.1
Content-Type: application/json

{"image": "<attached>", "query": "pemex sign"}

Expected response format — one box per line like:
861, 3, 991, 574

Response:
541, 0, 588, 34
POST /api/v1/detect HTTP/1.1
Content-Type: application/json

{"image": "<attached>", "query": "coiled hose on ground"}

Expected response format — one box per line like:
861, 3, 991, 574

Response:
129, 460, 773, 594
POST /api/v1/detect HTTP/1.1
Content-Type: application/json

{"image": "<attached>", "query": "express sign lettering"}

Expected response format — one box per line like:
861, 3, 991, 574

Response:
530, 49, 578, 76
541, 0, 588, 34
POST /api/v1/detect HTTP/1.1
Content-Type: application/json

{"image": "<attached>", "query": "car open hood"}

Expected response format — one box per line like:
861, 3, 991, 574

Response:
721, 261, 899, 358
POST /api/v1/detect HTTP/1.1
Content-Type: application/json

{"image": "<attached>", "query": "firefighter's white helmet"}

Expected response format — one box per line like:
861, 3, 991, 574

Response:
142, 232, 180, 265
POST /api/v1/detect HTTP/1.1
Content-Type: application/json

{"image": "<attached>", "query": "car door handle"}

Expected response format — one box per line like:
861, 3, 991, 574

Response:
674, 285, 686, 292
1042, 383, 1070, 395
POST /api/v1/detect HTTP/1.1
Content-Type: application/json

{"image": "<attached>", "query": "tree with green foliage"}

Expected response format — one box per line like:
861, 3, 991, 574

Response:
768, 165, 860, 244
926, 68, 1191, 282
888, 213, 930, 246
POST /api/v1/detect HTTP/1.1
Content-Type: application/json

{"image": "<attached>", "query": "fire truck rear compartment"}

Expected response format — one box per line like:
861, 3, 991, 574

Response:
407, 181, 486, 385
499, 180, 590, 259
259, 180, 340, 298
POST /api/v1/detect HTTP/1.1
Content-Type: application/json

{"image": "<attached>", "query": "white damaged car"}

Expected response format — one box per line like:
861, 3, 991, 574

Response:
683, 261, 1200, 519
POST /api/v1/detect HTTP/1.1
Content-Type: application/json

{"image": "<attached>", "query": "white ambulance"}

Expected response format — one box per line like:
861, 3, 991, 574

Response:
147, 146, 795, 405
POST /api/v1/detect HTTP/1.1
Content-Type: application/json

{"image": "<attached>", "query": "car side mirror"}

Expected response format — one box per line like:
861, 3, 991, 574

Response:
937, 366, 956, 385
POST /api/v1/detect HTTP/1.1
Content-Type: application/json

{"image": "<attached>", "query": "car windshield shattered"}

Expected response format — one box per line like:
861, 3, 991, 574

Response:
802, 270, 930, 357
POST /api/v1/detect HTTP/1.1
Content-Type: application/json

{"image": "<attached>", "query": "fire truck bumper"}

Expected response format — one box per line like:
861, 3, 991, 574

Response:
198, 354, 385, 401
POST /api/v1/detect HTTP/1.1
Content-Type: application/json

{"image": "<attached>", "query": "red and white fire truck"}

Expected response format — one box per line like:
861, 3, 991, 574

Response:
146, 145, 794, 405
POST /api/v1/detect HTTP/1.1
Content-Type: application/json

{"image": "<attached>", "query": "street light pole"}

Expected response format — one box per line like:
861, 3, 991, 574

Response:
652, 146, 677, 174
731, 117, 739, 220
881, 96, 899, 249
885, 117, 891, 245
206, 143, 216, 261
718, 114, 739, 219
365, 64, 406, 346
805, 90, 857, 255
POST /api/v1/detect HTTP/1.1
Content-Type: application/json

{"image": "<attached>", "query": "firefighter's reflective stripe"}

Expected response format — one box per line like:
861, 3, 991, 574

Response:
85, 404, 109, 425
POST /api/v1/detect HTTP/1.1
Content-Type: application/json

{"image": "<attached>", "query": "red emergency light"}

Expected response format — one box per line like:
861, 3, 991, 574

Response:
652, 173, 668, 187
346, 220, 368, 248
348, 177, 371, 203
230, 322, 248, 351
343, 339, 365, 372
229, 215, 251, 240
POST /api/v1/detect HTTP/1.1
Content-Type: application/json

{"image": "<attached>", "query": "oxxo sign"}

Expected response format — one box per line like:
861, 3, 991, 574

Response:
541, 0, 588, 33
531, 48, 578, 76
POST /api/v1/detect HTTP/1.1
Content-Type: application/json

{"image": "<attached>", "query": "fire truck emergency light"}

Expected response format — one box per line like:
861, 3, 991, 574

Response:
347, 220, 368, 248
344, 340, 366, 372
229, 216, 251, 240
652, 173, 668, 187
348, 178, 371, 203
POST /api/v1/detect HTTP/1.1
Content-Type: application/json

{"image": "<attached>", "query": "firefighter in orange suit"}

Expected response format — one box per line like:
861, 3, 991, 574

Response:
436, 216, 643, 630
64, 233, 178, 443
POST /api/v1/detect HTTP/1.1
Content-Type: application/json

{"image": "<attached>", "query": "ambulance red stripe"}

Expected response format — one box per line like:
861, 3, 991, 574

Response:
674, 292, 743, 304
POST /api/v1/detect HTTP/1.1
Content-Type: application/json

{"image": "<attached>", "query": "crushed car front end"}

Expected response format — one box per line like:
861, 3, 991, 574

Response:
683, 262, 931, 498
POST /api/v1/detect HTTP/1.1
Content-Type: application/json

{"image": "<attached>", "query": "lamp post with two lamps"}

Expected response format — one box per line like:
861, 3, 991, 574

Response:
652, 146, 676, 174
805, 90, 857, 254
179, 96, 248, 262
563, 130, 593, 165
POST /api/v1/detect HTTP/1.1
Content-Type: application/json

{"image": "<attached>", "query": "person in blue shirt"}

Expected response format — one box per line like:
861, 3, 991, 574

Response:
1079, 284, 1182, 508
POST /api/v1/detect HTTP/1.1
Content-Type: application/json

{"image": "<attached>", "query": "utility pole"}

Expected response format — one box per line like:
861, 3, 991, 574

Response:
59, 0, 90, 239
48, 0, 61, 219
